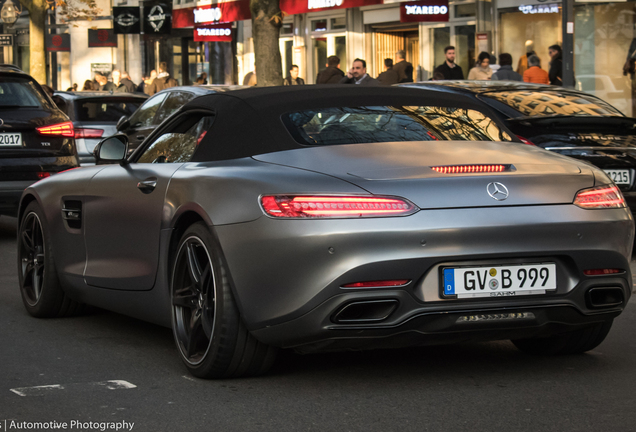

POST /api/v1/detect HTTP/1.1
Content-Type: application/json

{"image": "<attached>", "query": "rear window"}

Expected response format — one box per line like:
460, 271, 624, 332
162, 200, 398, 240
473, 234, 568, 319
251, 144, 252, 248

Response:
0, 77, 49, 109
481, 90, 623, 117
283, 106, 512, 146
76, 99, 143, 122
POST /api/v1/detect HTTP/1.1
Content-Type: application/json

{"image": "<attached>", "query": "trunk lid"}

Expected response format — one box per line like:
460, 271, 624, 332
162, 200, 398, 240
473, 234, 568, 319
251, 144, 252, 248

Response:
253, 141, 595, 209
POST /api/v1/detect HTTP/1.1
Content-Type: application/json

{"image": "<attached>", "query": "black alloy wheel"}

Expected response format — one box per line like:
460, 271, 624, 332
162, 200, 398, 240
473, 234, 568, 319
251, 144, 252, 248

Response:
19, 210, 45, 306
171, 222, 277, 378
18, 201, 83, 317
172, 234, 217, 365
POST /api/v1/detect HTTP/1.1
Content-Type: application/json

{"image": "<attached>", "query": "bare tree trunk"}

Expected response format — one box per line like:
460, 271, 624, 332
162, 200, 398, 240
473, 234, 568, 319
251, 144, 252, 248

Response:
21, 0, 47, 84
250, 0, 282, 87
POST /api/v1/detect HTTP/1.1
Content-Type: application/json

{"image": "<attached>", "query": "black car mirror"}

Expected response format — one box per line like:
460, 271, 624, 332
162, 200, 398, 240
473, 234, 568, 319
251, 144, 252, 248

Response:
95, 135, 129, 165
116, 115, 130, 131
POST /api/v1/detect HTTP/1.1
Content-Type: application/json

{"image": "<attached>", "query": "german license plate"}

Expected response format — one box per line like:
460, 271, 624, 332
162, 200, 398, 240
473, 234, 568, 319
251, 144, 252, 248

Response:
604, 169, 631, 185
0, 132, 22, 146
442, 263, 557, 299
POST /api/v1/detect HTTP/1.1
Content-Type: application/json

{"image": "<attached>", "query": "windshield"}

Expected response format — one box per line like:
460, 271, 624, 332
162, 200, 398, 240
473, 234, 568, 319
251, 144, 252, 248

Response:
481, 90, 623, 118
283, 106, 512, 146
0, 77, 50, 109
76, 99, 143, 122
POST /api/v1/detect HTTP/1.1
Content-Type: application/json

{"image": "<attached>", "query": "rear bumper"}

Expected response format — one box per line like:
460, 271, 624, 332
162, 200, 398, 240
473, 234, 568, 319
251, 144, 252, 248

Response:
215, 204, 633, 349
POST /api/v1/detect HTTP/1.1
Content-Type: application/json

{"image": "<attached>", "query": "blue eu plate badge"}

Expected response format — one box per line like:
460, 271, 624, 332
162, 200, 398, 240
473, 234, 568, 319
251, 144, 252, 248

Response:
444, 269, 455, 295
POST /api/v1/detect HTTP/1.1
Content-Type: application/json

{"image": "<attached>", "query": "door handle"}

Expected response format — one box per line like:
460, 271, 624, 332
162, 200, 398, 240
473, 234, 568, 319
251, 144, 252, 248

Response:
136, 135, 145, 140
137, 178, 157, 194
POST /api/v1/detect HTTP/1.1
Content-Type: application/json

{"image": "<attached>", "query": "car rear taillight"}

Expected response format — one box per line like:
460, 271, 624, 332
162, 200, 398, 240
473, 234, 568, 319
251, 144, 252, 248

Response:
574, 185, 626, 209
583, 269, 623, 276
516, 135, 536, 146
74, 128, 104, 139
36, 172, 51, 179
342, 280, 411, 288
260, 195, 418, 218
431, 165, 507, 174
36, 121, 74, 137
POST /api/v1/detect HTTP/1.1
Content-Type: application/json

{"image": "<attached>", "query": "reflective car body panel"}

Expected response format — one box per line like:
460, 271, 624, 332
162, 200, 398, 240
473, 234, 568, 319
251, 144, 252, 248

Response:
19, 86, 634, 355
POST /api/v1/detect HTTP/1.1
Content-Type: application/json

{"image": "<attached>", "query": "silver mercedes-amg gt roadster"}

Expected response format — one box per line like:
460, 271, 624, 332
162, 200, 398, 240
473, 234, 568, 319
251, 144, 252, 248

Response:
16, 86, 634, 379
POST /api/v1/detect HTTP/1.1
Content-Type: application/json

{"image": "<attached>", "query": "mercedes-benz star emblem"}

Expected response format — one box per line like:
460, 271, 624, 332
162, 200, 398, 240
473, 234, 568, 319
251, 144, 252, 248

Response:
487, 182, 509, 201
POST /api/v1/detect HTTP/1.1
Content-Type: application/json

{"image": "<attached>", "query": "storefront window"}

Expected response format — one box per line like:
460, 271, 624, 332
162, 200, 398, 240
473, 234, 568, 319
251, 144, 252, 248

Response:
574, 2, 635, 116
172, 42, 182, 85
455, 3, 476, 18
433, 27, 451, 70
336, 36, 347, 67
331, 17, 347, 30
499, 8, 562, 74
312, 20, 328, 32
313, 38, 328, 75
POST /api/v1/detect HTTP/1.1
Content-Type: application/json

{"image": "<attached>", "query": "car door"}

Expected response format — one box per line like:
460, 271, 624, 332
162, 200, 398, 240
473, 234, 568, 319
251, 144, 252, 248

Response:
83, 112, 215, 290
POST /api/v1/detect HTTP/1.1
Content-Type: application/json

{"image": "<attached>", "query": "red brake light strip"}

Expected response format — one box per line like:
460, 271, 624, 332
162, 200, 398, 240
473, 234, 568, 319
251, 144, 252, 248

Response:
36, 121, 74, 137
261, 195, 417, 218
431, 165, 507, 174
574, 185, 626, 209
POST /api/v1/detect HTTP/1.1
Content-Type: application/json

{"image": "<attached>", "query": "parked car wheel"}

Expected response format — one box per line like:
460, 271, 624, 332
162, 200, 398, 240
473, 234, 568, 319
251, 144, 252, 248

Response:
171, 222, 277, 378
511, 319, 613, 355
18, 201, 84, 317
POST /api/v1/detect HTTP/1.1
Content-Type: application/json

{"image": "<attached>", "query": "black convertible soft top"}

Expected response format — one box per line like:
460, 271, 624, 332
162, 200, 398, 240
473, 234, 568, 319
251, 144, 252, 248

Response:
184, 85, 513, 162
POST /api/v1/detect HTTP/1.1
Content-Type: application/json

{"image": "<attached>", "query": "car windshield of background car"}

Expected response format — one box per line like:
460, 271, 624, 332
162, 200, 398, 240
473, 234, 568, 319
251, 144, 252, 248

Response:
283, 106, 512, 146
481, 91, 623, 118
0, 78, 49, 109
127, 93, 168, 127
78, 99, 144, 122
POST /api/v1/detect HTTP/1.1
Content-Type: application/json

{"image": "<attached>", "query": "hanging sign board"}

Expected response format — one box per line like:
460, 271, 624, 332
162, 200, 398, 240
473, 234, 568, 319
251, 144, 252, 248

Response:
400, 0, 450, 22
194, 24, 233, 42
113, 7, 141, 34
46, 33, 71, 52
143, 2, 172, 34
280, 0, 382, 15
88, 29, 117, 47
0, 34, 13, 46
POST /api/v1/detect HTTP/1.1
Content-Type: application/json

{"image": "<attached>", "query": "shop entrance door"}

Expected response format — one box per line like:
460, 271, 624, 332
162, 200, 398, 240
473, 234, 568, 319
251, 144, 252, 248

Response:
373, 29, 419, 79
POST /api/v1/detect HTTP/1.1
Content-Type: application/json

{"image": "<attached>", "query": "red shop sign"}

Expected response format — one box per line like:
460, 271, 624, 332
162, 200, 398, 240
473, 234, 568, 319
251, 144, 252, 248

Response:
173, 0, 251, 29
400, 0, 450, 23
194, 24, 233, 42
279, 0, 383, 15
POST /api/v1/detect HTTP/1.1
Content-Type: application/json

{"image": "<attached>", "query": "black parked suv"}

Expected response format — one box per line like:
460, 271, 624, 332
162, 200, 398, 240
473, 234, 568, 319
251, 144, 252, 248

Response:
0, 65, 78, 216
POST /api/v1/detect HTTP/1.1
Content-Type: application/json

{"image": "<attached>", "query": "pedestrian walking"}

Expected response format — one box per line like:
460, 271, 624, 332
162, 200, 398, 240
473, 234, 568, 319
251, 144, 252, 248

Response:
377, 58, 400, 85
434, 46, 464, 80
95, 73, 116, 91
145, 62, 178, 95
523, 55, 549, 84
548, 44, 563, 86
467, 52, 493, 80
283, 64, 305, 86
316, 55, 345, 84
339, 58, 380, 86
82, 80, 96, 91
492, 53, 522, 81
393, 50, 414, 83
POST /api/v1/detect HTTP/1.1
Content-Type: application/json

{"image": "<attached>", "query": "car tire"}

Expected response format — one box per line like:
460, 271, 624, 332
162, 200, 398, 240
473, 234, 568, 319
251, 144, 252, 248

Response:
18, 201, 84, 318
171, 222, 277, 379
511, 319, 613, 355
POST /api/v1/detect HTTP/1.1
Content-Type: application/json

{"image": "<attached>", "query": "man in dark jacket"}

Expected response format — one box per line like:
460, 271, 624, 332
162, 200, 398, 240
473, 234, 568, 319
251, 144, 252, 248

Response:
492, 53, 522, 81
434, 46, 464, 80
283, 65, 305, 86
339, 58, 380, 86
393, 50, 414, 83
316, 55, 345, 84
112, 70, 137, 92
377, 58, 400, 85
548, 44, 563, 86
145, 62, 178, 95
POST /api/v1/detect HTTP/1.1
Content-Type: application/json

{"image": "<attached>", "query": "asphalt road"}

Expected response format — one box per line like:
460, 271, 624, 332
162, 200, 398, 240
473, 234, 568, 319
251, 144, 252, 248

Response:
1, 215, 635, 432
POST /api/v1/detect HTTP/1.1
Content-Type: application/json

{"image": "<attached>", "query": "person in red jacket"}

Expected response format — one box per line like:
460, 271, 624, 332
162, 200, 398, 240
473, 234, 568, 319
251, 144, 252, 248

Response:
523, 55, 549, 84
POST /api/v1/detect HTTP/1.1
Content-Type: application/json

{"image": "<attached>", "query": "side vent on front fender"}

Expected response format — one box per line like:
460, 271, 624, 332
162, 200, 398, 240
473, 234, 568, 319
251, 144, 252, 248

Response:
62, 200, 82, 230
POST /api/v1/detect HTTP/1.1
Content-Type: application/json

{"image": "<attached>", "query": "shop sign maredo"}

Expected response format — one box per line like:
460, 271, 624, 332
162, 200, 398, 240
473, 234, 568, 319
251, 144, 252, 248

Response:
400, 0, 450, 22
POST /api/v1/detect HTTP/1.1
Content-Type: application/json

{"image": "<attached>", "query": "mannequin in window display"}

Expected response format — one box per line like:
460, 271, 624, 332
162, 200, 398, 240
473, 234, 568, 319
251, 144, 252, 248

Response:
517, 40, 539, 76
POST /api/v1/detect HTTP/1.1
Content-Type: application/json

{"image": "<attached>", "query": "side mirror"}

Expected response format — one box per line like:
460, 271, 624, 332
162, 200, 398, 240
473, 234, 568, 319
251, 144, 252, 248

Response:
94, 135, 129, 165
116, 115, 130, 131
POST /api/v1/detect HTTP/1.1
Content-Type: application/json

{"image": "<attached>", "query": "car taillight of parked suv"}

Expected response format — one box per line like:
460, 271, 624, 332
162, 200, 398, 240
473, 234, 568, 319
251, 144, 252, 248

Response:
0, 65, 79, 217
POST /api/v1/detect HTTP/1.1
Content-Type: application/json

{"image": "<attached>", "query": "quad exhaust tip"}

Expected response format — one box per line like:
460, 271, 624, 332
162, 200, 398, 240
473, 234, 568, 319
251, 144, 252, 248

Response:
586, 287, 624, 309
332, 299, 399, 324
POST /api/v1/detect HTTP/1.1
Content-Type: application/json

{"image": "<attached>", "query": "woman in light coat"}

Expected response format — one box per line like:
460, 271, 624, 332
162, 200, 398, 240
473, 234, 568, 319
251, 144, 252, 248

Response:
467, 51, 493, 80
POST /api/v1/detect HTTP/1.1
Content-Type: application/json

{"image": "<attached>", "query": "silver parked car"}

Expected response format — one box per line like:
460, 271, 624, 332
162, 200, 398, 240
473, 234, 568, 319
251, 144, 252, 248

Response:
52, 91, 148, 165
17, 86, 634, 379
